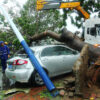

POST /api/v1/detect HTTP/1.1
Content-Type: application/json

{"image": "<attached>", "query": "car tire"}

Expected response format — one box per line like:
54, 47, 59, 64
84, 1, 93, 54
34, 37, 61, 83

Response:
31, 69, 48, 86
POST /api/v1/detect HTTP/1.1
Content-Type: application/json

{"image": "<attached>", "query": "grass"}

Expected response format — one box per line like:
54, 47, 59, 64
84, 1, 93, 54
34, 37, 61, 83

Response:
39, 81, 63, 99
0, 91, 4, 100
39, 89, 53, 99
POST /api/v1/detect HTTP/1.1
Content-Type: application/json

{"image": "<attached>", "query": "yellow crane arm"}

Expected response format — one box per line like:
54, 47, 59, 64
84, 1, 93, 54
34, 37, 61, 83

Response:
75, 6, 90, 19
59, 2, 80, 9
36, 0, 90, 19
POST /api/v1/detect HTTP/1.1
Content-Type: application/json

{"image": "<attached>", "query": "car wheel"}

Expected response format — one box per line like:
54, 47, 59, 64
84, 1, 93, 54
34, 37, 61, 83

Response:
34, 72, 44, 86
31, 70, 48, 86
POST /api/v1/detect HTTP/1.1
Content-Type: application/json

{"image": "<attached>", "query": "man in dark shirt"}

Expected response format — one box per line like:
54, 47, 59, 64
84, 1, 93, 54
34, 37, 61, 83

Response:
0, 41, 10, 73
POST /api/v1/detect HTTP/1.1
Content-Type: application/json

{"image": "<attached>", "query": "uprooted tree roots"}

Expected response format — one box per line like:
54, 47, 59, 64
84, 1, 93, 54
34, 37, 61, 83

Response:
86, 57, 100, 88
73, 44, 100, 98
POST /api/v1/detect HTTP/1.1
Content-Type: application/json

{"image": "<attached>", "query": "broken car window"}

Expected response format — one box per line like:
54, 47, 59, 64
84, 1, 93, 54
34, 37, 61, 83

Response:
41, 46, 74, 57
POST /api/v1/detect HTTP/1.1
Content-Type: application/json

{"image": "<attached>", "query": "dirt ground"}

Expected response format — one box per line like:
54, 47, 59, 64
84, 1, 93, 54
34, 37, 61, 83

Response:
3, 73, 74, 100
2, 72, 100, 100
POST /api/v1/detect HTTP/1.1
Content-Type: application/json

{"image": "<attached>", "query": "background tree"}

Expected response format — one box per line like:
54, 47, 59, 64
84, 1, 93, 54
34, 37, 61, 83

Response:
62, 0, 100, 28
0, 0, 63, 50
0, 0, 100, 51
14, 0, 64, 45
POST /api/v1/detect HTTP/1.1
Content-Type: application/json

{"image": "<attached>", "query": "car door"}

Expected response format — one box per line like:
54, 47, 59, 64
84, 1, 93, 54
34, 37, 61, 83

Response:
40, 46, 63, 76
59, 46, 79, 72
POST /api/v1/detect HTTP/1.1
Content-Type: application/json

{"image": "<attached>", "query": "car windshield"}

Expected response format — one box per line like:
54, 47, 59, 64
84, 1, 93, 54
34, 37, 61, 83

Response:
14, 49, 34, 58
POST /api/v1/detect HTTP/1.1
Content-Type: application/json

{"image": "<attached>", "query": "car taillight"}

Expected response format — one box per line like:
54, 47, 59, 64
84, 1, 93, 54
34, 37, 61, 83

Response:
13, 59, 28, 65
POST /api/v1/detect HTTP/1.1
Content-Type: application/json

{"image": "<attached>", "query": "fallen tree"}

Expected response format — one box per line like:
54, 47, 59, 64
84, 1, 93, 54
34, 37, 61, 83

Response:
29, 28, 100, 58
29, 28, 100, 98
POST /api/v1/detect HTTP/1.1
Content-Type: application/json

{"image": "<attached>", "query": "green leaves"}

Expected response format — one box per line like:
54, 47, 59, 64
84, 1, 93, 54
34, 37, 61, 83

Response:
62, 0, 100, 28
14, 0, 64, 40
0, 0, 64, 50
0, 0, 100, 51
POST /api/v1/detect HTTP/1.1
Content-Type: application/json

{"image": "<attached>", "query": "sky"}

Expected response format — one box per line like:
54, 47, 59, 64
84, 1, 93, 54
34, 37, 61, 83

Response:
0, 0, 27, 7
0, 0, 27, 12
66, 14, 82, 33
66, 13, 98, 33
0, 0, 99, 33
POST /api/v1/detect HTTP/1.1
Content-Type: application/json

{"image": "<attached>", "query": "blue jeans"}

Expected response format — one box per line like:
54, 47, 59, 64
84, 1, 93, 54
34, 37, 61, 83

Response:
1, 59, 7, 73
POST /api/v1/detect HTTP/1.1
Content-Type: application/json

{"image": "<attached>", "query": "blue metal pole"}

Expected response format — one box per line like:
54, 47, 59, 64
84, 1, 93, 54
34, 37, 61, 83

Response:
0, 5, 55, 92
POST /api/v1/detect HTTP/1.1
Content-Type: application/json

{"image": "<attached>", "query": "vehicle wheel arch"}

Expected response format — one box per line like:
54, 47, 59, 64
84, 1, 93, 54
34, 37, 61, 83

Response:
43, 68, 48, 75
29, 68, 49, 86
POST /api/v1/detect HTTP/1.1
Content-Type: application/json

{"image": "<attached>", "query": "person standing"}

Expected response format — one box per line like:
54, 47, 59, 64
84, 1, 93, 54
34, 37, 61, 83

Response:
0, 41, 10, 73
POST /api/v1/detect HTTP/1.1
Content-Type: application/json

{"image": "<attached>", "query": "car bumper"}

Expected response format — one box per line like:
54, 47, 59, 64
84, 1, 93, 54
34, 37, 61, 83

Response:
5, 68, 33, 83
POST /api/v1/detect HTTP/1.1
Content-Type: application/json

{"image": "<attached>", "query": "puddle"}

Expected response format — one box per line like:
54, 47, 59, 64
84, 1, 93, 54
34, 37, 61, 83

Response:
0, 71, 2, 89
0, 71, 15, 91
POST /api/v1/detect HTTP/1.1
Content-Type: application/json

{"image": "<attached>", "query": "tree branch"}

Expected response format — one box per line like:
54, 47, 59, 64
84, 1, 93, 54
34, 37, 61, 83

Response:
30, 30, 62, 43
29, 28, 100, 58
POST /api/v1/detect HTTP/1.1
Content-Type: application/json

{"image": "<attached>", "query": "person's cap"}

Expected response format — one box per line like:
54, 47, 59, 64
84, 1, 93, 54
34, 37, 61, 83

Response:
0, 41, 4, 45
5, 42, 8, 45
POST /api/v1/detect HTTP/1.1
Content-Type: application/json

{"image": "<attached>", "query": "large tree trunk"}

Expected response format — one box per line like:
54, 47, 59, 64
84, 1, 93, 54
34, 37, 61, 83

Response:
73, 44, 89, 95
30, 28, 100, 58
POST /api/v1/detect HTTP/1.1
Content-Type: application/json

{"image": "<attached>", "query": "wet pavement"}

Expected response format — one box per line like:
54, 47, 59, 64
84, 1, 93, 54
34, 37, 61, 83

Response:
0, 69, 2, 88
0, 69, 15, 91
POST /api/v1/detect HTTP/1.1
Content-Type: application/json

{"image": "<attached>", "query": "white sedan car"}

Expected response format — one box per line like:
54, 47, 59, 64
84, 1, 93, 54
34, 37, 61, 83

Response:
5, 45, 79, 85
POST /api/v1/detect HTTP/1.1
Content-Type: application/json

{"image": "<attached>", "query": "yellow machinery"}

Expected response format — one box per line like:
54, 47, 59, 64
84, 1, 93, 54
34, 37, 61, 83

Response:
36, 0, 90, 19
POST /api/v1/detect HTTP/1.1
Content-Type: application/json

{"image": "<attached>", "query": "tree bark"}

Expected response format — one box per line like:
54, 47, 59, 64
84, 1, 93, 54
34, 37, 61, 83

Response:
29, 28, 100, 58
30, 31, 62, 42
73, 44, 89, 95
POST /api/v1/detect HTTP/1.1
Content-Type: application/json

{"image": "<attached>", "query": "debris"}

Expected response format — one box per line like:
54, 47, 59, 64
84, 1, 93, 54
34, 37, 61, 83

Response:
4, 88, 30, 95
86, 57, 100, 87
68, 92, 74, 97
56, 86, 65, 90
59, 90, 65, 96
63, 81, 68, 85
69, 87, 75, 92
64, 77, 75, 84
83, 93, 90, 99
90, 93, 97, 99
65, 92, 68, 96
87, 81, 93, 88
96, 93, 100, 98
89, 97, 95, 100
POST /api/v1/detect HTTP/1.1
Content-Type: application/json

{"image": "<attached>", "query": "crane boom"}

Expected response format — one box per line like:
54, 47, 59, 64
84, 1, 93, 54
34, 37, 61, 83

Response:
37, 0, 90, 19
